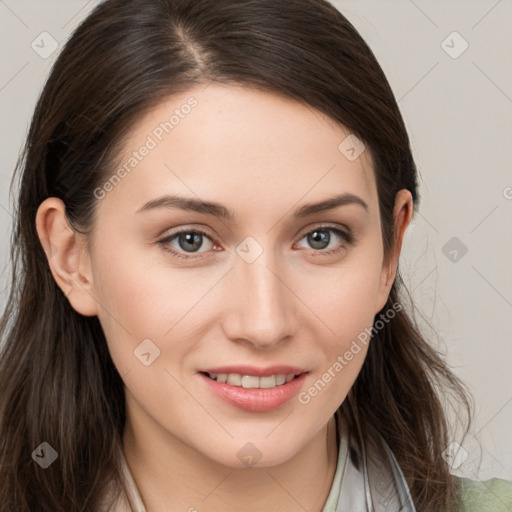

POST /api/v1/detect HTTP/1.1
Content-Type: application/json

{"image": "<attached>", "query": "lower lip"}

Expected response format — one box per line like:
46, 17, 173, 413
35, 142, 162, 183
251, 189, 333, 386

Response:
199, 372, 308, 412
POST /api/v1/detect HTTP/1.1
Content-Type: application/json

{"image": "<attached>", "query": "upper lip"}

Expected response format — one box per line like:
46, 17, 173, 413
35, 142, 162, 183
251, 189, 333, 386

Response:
199, 365, 309, 377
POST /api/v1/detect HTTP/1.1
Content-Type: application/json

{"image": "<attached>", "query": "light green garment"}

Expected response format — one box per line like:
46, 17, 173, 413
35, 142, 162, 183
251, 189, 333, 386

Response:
456, 476, 512, 511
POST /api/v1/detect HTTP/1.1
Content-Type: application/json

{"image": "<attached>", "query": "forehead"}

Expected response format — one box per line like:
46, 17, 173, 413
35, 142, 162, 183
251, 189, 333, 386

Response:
101, 83, 377, 220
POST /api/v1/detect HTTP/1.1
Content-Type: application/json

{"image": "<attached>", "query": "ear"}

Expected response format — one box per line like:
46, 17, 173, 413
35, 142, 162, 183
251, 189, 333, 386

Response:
375, 189, 413, 313
35, 197, 99, 316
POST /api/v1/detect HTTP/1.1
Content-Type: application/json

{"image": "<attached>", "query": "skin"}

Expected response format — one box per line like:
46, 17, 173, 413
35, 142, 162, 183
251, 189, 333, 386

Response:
36, 83, 412, 512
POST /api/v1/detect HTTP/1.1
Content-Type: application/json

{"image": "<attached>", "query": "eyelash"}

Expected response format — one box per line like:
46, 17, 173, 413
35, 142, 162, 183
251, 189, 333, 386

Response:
157, 224, 355, 261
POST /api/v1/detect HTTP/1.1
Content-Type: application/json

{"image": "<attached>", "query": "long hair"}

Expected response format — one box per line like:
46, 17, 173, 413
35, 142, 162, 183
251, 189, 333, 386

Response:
0, 0, 472, 510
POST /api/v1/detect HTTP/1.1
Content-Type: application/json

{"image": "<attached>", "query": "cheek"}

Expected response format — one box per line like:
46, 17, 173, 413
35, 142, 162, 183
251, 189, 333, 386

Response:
296, 243, 384, 402
315, 278, 375, 387
298, 241, 384, 332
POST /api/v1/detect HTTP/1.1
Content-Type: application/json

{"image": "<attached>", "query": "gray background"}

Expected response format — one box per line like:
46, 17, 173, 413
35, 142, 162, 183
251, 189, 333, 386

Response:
1, 0, 511, 482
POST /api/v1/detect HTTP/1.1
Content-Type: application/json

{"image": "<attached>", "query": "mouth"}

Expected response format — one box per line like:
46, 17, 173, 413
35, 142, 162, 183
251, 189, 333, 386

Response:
198, 370, 310, 412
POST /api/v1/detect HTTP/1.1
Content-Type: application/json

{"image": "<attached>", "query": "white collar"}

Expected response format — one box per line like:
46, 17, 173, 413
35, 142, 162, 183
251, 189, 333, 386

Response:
334, 409, 417, 511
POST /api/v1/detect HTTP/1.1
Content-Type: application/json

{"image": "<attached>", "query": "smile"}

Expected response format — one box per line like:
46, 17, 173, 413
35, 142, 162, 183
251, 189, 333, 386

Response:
199, 371, 309, 412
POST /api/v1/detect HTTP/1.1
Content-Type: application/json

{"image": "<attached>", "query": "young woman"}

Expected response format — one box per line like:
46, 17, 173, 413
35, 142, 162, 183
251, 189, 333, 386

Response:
1, 0, 511, 510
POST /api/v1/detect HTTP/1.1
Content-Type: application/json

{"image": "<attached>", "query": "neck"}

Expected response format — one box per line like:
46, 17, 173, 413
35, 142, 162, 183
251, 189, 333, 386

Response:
122, 406, 339, 512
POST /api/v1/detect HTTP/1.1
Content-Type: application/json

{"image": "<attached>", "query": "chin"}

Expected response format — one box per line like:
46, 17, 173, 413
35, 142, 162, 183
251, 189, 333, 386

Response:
202, 436, 303, 470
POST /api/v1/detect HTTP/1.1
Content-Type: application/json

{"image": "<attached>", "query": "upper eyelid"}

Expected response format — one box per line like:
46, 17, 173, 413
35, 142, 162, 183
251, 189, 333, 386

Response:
295, 223, 351, 238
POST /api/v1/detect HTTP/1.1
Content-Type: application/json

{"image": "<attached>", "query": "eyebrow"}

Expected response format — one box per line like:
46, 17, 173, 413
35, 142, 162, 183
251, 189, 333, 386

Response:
136, 192, 369, 220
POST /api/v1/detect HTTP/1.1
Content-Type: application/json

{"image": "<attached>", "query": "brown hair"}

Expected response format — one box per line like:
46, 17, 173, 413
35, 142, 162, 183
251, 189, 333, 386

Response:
0, 0, 472, 510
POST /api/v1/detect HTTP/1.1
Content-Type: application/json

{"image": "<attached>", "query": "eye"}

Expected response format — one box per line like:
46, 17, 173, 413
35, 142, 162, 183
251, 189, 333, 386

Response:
294, 225, 355, 257
157, 229, 219, 260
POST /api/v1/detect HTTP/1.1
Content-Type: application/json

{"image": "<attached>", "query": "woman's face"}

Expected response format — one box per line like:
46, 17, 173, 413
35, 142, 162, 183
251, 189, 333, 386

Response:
53, 83, 411, 467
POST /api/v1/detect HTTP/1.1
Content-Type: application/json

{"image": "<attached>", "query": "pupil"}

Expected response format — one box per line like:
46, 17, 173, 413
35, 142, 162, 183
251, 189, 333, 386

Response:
180, 232, 202, 252
309, 230, 329, 250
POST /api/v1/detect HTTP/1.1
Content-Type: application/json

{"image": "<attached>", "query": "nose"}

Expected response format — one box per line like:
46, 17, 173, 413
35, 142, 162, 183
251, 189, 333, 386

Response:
221, 248, 297, 350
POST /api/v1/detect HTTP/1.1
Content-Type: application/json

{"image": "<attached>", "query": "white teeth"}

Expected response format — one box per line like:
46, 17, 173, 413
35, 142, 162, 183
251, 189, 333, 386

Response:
258, 376, 277, 388
242, 375, 261, 388
207, 372, 299, 389
226, 374, 242, 386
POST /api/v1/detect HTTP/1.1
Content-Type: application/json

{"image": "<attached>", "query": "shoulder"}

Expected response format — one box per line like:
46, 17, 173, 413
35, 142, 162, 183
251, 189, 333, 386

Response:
454, 475, 512, 512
